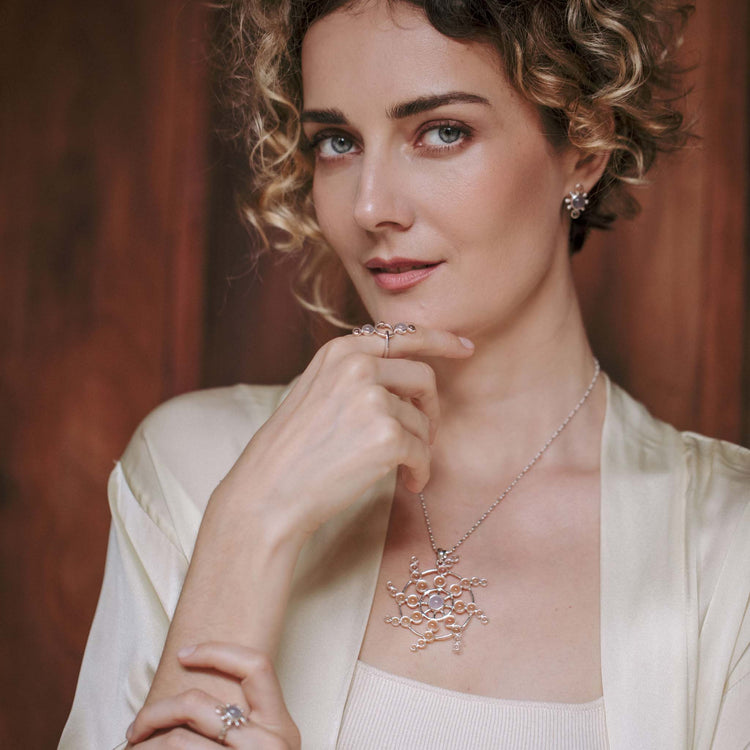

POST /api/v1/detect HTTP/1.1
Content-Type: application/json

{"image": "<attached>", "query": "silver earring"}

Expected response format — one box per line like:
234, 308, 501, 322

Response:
564, 184, 589, 219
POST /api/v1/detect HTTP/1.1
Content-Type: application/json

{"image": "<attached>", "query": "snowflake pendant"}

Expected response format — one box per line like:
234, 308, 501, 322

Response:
384, 551, 488, 654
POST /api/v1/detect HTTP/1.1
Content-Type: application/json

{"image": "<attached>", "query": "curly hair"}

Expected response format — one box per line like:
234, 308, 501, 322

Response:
214, 0, 694, 327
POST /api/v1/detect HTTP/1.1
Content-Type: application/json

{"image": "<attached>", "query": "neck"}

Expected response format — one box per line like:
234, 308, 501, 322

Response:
423, 264, 604, 485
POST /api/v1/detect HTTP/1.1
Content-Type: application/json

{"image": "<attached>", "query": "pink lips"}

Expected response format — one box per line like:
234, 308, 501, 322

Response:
366, 257, 443, 291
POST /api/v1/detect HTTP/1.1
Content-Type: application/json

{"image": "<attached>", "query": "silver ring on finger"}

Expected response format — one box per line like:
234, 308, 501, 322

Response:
352, 322, 417, 359
216, 703, 249, 745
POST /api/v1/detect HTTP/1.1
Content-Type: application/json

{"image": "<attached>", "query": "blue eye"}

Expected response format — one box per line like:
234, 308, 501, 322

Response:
420, 123, 470, 149
331, 135, 353, 153
437, 126, 462, 143
315, 134, 356, 157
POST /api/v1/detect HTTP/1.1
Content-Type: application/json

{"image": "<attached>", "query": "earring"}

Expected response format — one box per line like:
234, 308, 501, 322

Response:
564, 184, 589, 219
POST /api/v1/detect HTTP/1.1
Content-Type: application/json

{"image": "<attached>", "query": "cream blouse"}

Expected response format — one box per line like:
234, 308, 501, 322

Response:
59, 376, 750, 749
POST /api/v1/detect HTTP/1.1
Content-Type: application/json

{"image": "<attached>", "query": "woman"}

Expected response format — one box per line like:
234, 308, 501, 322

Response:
60, 0, 749, 748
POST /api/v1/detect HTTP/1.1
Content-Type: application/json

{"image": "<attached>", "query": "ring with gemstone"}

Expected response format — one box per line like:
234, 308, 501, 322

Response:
352, 320, 417, 359
352, 322, 416, 358
216, 703, 249, 744
352, 322, 417, 338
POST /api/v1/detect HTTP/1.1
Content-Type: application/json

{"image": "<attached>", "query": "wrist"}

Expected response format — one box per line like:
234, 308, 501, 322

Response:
203, 483, 309, 558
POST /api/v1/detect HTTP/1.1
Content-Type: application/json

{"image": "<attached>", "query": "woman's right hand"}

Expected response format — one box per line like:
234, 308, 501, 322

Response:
134, 327, 474, 720
211, 326, 474, 544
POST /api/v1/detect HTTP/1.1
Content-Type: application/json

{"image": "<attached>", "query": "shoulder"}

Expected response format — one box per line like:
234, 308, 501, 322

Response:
131, 383, 290, 452
115, 383, 294, 545
607, 378, 750, 620
608, 378, 750, 508
606, 376, 749, 563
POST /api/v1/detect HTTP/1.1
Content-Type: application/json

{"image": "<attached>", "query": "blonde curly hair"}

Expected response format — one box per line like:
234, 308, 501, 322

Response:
214, 0, 694, 327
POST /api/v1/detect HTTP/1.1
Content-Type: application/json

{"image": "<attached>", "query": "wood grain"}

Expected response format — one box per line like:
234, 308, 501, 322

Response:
0, 0, 209, 746
572, 0, 748, 442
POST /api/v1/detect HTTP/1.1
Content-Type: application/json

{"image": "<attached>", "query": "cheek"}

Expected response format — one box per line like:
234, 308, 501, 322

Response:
311, 174, 353, 255
442, 143, 562, 248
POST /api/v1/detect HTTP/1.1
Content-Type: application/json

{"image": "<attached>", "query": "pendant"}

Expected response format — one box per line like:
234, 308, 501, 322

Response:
384, 550, 488, 654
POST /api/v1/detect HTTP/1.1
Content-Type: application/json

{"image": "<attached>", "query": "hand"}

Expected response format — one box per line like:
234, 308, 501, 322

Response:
212, 326, 474, 542
127, 642, 300, 748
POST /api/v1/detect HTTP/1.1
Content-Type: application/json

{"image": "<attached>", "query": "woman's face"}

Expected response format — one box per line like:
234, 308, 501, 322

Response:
301, 1, 580, 341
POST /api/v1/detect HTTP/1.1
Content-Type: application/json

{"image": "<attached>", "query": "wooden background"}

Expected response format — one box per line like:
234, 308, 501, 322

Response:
0, 0, 747, 747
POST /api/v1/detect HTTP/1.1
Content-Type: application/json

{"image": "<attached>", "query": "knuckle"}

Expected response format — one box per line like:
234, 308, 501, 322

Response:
311, 341, 332, 366
183, 688, 208, 710
315, 336, 343, 367
375, 417, 402, 448
249, 649, 274, 675
329, 334, 357, 359
342, 352, 373, 382
361, 384, 388, 410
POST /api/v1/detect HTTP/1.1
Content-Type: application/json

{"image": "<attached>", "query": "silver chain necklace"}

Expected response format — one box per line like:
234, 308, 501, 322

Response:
385, 359, 601, 654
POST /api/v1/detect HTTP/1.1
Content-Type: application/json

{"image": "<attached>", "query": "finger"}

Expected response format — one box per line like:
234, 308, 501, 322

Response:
402, 431, 431, 492
379, 423, 431, 493
386, 391, 430, 445
374, 358, 439, 438
179, 644, 295, 732
283, 326, 469, 419
348, 324, 474, 360
128, 689, 244, 745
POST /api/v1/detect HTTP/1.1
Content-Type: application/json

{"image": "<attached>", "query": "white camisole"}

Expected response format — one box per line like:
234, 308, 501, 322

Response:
337, 660, 609, 749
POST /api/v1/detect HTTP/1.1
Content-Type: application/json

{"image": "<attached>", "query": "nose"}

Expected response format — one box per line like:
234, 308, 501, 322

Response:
352, 149, 414, 233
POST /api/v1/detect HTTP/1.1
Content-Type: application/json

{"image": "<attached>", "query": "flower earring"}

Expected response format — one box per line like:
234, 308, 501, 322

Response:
564, 184, 589, 219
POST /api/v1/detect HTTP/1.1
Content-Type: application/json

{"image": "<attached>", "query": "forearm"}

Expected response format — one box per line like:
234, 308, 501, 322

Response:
143, 489, 305, 706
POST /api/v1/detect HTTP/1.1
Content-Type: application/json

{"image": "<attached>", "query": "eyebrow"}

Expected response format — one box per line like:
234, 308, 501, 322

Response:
300, 92, 491, 125
387, 92, 490, 119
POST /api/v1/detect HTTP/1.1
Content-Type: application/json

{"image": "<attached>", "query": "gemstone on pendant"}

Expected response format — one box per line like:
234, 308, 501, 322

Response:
386, 557, 489, 654
428, 594, 445, 610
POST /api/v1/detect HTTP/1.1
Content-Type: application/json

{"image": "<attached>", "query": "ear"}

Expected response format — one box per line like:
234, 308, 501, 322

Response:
565, 149, 611, 195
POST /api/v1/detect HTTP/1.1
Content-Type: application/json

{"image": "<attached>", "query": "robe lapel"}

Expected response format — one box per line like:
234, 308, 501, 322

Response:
600, 379, 689, 749
275, 377, 693, 749
275, 470, 397, 749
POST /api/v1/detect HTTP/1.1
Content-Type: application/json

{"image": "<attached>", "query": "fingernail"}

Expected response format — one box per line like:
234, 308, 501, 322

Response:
126, 722, 134, 740
459, 337, 474, 350
178, 645, 196, 658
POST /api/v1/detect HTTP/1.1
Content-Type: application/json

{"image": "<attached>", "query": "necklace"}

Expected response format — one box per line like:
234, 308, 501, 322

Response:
384, 359, 601, 654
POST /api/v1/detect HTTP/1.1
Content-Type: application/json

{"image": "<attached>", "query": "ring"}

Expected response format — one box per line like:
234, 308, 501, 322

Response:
352, 322, 416, 358
216, 703, 249, 744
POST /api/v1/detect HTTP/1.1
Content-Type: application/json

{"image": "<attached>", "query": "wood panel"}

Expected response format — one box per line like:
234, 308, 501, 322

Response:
200, 143, 326, 387
572, 0, 748, 444
0, 0, 209, 746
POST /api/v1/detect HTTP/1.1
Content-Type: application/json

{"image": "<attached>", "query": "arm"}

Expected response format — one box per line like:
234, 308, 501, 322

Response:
131, 341, 436, 718
85, 329, 471, 747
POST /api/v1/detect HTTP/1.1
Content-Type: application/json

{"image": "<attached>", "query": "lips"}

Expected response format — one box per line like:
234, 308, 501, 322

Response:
371, 262, 437, 274
365, 257, 442, 273
365, 257, 443, 291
